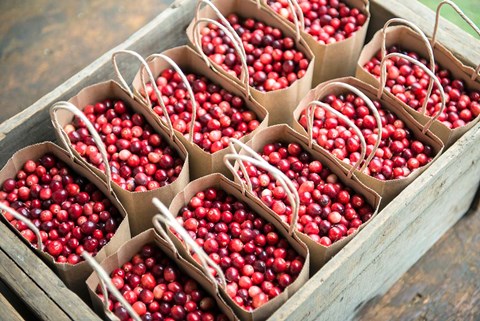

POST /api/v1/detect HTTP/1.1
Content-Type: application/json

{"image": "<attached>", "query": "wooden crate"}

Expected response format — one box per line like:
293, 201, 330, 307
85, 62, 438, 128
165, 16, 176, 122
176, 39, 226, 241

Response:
0, 0, 478, 320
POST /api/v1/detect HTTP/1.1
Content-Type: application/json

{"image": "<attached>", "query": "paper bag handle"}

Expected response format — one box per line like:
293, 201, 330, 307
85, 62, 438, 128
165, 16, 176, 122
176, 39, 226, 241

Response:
194, 0, 246, 60
224, 152, 300, 235
381, 18, 435, 71
152, 198, 227, 288
225, 137, 291, 190
256, 0, 304, 42
431, 0, 480, 80
82, 252, 142, 321
380, 52, 446, 133
474, 65, 480, 82
306, 81, 382, 174
192, 18, 251, 98
224, 138, 299, 234
380, 18, 436, 114
111, 50, 175, 139
305, 101, 367, 178
141, 54, 197, 143
50, 102, 115, 196
152, 213, 179, 254
0, 202, 43, 250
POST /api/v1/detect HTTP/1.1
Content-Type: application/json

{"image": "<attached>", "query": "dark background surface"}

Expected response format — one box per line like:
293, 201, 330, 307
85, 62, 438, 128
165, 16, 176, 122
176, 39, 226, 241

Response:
0, 0, 168, 123
0, 0, 479, 320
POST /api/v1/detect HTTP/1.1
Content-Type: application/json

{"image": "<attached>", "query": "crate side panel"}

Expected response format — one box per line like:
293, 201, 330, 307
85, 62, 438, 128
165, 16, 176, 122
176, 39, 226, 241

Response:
0, 249, 71, 321
268, 122, 480, 321
0, 221, 102, 321
0, 0, 196, 167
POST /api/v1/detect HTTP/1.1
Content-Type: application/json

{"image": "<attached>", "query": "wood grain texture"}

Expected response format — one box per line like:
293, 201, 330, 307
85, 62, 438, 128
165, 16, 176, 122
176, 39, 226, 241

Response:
0, 250, 70, 321
0, 0, 196, 165
358, 195, 480, 321
0, 221, 101, 321
0, 0, 478, 320
0, 290, 24, 321
268, 122, 480, 321
0, 0, 170, 123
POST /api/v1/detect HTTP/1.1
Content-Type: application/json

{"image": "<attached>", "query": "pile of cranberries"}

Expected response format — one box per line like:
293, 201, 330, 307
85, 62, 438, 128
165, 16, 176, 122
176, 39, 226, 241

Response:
266, 0, 367, 44
237, 141, 374, 246
298, 92, 436, 180
63, 99, 184, 192
98, 244, 229, 321
143, 69, 261, 153
177, 187, 305, 311
200, 13, 310, 92
363, 46, 480, 129
0, 154, 123, 263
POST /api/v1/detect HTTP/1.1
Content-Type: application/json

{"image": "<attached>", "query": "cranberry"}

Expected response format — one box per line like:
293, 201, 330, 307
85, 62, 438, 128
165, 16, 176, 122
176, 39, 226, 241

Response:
95, 244, 227, 319
267, 0, 367, 45
237, 140, 374, 247
199, 13, 310, 92
297, 89, 435, 180
65, 99, 184, 191
143, 67, 261, 154
364, 45, 480, 129
176, 187, 305, 310
0, 154, 123, 263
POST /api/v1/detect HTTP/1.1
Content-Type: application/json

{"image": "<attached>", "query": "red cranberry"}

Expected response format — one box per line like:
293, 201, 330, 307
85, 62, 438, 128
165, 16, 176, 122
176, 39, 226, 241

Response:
95, 244, 227, 319
144, 68, 261, 153
267, 0, 367, 44
237, 141, 374, 247
200, 13, 310, 92
177, 187, 305, 310
1, 154, 123, 263
298, 91, 435, 180
364, 45, 480, 129
65, 99, 184, 192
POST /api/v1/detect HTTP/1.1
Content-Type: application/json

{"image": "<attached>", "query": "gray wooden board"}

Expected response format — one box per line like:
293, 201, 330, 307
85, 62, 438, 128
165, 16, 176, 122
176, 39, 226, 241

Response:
1, 0, 479, 167
0, 290, 24, 321
358, 191, 480, 321
268, 122, 480, 320
0, 0, 196, 165
0, 221, 101, 321
0, 249, 70, 321
0, 0, 478, 320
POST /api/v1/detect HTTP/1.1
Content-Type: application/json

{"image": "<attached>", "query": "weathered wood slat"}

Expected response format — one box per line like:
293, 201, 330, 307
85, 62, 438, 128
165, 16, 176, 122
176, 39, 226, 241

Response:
0, 0, 196, 166
0, 0, 478, 320
0, 221, 101, 321
358, 191, 480, 320
0, 249, 70, 321
268, 122, 480, 320
0, 290, 24, 321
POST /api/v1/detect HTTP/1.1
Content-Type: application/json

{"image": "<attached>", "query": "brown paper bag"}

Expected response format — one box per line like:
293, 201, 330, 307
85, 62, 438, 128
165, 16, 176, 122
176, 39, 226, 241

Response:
129, 45, 269, 180
258, 0, 370, 86
292, 77, 444, 206
167, 173, 310, 321
86, 226, 238, 321
0, 141, 130, 300
356, 19, 480, 148
185, 0, 315, 126
224, 127, 381, 272
50, 82, 190, 236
